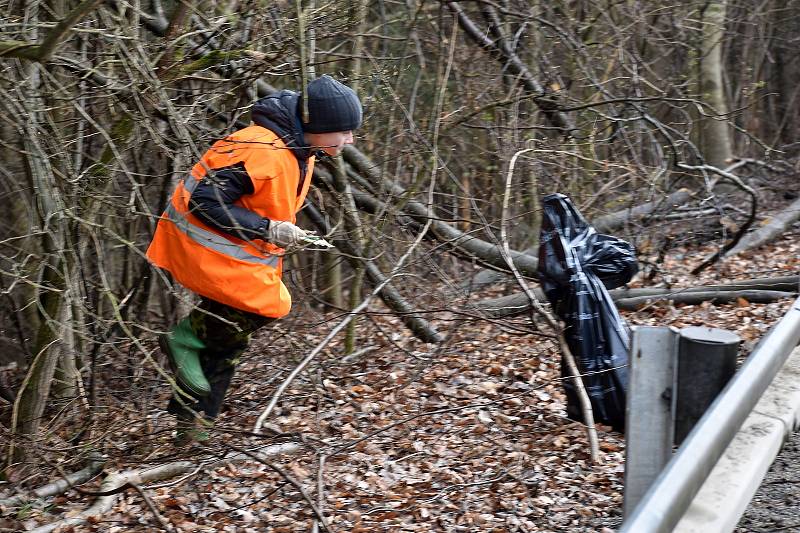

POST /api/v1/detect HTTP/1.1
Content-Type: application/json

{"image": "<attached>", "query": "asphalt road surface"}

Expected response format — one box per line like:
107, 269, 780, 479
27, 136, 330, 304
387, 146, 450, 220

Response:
737, 430, 800, 532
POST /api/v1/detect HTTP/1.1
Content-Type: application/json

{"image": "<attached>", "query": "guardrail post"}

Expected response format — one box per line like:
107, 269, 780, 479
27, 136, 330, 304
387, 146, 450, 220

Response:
620, 297, 800, 533
674, 327, 740, 444
624, 326, 679, 517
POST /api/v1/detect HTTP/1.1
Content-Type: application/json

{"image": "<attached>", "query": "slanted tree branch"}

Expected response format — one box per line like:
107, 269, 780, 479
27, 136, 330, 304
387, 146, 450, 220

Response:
343, 146, 541, 278
0, 0, 104, 63
306, 188, 443, 344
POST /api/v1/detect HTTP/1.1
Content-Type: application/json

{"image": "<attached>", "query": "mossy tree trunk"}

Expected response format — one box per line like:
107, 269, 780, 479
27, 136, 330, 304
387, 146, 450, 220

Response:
7, 59, 71, 468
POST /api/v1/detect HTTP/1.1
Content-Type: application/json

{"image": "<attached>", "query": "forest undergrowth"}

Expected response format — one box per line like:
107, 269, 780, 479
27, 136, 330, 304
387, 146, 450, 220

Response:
2, 196, 799, 533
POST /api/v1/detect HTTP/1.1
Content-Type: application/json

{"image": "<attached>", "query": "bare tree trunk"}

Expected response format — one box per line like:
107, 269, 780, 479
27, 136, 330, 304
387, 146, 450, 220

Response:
320, 251, 344, 309
698, 0, 734, 168
51, 304, 80, 400
7, 52, 70, 468
349, 0, 369, 92
9, 279, 65, 468
333, 158, 368, 353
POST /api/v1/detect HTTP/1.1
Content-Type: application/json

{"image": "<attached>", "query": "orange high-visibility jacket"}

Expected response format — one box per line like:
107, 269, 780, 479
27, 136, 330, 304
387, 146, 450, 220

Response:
147, 125, 315, 317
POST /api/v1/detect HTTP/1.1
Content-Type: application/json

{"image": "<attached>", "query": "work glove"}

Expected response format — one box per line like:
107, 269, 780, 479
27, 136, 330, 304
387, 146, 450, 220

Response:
264, 220, 307, 248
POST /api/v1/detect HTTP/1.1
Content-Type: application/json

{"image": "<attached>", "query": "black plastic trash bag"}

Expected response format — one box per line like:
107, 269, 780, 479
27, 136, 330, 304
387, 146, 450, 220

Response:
537, 193, 638, 432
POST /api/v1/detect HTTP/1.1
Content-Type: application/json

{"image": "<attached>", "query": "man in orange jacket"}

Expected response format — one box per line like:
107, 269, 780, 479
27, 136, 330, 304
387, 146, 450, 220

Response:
147, 75, 362, 444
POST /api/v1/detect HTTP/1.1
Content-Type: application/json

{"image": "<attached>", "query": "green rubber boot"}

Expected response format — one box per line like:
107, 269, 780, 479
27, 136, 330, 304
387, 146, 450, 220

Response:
174, 415, 212, 447
159, 318, 211, 398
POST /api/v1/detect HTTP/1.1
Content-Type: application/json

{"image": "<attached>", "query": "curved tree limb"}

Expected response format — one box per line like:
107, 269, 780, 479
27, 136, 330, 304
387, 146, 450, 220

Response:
498, 148, 598, 462
676, 163, 759, 274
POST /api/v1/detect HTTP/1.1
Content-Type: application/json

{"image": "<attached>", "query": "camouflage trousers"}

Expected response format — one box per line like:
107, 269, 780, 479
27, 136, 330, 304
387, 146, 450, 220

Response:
167, 297, 274, 420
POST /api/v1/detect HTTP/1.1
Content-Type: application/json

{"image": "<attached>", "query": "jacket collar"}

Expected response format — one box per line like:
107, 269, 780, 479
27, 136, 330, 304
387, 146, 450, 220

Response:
251, 91, 314, 161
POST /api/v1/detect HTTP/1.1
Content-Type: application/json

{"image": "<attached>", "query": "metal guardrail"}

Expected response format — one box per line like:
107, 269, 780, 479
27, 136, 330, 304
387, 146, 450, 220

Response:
620, 295, 800, 533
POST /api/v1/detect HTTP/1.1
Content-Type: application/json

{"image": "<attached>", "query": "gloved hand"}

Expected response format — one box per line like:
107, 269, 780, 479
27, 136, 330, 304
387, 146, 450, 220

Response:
264, 220, 307, 248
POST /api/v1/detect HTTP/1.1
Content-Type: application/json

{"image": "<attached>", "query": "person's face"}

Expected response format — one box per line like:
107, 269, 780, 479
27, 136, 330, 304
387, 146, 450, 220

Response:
305, 130, 355, 157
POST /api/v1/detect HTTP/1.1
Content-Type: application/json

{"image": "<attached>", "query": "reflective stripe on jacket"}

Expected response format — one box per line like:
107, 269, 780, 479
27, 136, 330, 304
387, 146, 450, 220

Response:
146, 125, 315, 317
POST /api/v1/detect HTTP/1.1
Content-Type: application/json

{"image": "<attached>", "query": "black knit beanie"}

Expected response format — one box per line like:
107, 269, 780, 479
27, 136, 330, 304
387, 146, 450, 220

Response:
300, 75, 363, 133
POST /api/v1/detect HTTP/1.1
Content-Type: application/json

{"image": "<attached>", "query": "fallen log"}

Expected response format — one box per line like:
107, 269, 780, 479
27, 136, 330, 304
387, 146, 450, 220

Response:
460, 189, 693, 291
477, 276, 800, 317
593, 189, 692, 233
26, 442, 301, 533
0, 451, 105, 508
724, 196, 800, 257
612, 275, 800, 296
613, 289, 794, 310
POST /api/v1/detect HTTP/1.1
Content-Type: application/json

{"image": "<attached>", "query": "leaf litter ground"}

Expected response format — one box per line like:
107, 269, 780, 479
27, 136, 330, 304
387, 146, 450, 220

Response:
3, 221, 798, 533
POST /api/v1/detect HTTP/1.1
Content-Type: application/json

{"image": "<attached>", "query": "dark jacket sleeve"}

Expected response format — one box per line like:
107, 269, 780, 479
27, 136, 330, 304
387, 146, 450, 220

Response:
188, 162, 270, 240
